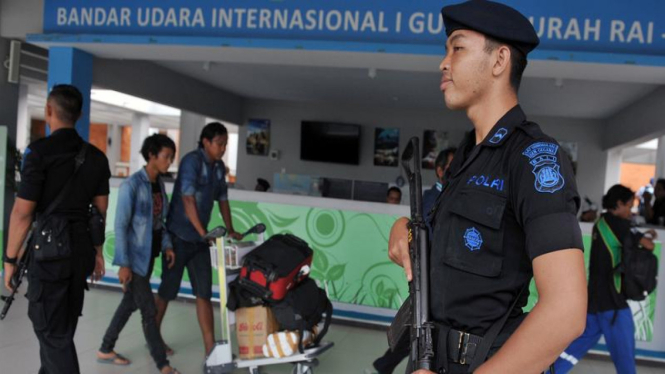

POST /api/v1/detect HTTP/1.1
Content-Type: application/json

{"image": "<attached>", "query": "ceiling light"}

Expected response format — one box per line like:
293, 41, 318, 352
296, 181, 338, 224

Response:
636, 139, 659, 150
90, 89, 181, 116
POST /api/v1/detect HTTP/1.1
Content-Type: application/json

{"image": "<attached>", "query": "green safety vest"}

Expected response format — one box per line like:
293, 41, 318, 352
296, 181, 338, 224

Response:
595, 217, 622, 294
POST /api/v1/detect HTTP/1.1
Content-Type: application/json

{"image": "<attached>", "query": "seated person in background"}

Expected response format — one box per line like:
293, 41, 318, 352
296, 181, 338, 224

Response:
644, 179, 665, 225
255, 178, 271, 192
637, 178, 654, 218
580, 197, 599, 223
386, 186, 402, 205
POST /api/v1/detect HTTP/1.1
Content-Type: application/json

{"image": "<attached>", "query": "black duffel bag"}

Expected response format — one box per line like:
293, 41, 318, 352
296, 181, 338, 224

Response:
271, 278, 333, 353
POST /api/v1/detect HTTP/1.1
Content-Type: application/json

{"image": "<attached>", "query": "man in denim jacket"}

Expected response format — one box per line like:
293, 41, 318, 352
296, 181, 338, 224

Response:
97, 134, 180, 374
156, 122, 242, 355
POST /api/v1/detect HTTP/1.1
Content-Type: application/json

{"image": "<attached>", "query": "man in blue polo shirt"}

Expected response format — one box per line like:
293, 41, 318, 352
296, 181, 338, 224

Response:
155, 122, 243, 356
422, 148, 456, 223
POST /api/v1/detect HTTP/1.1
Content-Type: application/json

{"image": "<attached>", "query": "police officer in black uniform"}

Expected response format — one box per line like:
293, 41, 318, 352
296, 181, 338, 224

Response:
388, 2, 587, 373
3, 84, 111, 373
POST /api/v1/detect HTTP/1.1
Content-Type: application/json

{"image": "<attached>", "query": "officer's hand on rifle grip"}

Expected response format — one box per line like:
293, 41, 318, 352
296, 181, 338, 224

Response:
389, 217, 413, 281
3, 263, 16, 292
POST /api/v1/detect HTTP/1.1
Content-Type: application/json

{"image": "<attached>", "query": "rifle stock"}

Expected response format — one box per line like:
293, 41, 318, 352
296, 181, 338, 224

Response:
386, 137, 435, 370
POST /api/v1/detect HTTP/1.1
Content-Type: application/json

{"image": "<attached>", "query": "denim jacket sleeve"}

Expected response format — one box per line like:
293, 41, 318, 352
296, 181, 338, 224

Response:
113, 179, 135, 268
179, 153, 199, 196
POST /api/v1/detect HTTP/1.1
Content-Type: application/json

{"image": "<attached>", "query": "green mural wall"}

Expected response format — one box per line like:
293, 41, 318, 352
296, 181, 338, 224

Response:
102, 187, 660, 341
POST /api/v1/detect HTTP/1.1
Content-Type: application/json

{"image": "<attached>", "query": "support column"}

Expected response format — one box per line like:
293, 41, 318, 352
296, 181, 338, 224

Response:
47, 47, 93, 140
0, 37, 19, 258
106, 123, 122, 176
129, 114, 150, 174
604, 148, 623, 194
655, 136, 665, 180
179, 111, 206, 161
15, 84, 29, 152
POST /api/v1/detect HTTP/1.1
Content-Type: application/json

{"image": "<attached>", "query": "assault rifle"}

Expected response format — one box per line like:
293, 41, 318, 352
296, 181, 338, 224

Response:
386, 137, 435, 370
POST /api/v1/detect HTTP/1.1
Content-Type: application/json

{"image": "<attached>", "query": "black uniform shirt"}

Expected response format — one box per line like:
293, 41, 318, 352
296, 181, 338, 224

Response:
430, 105, 583, 340
588, 212, 643, 313
19, 128, 111, 221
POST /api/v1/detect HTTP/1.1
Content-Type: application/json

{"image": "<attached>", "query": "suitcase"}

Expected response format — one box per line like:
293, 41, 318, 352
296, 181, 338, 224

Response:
238, 234, 313, 302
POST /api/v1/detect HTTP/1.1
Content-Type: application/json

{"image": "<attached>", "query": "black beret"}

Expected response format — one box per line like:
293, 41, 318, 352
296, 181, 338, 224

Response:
441, 0, 540, 56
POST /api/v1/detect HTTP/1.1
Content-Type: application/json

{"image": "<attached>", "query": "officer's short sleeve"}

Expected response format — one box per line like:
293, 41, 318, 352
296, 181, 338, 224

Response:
17, 147, 45, 202
179, 154, 199, 196
95, 157, 112, 197
511, 141, 583, 260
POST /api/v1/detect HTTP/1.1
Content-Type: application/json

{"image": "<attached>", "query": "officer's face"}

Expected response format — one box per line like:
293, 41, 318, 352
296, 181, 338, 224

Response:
150, 147, 175, 174
439, 30, 493, 110
203, 134, 228, 161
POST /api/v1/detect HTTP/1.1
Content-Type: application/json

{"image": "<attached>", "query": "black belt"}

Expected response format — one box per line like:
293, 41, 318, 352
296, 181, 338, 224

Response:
447, 329, 483, 365
437, 327, 555, 374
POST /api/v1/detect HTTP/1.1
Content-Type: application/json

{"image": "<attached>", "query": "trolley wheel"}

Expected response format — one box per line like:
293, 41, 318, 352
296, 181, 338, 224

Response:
292, 359, 318, 374
291, 366, 313, 374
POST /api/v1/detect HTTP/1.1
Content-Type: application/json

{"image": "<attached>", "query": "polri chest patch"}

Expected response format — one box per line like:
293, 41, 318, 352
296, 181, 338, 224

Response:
464, 227, 483, 251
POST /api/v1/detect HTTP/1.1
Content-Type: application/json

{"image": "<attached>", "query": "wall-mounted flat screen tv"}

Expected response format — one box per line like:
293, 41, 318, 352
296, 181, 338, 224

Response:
300, 121, 361, 165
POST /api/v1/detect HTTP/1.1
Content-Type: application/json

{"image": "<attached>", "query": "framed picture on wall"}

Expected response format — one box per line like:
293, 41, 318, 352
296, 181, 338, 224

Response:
246, 119, 270, 156
374, 128, 400, 167
422, 130, 449, 169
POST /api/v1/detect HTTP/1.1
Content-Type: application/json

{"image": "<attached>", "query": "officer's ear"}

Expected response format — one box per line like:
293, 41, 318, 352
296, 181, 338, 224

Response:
491, 44, 511, 80
45, 100, 54, 120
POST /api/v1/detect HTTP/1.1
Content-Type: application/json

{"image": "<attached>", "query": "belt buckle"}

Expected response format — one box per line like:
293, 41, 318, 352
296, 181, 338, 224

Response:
458, 332, 470, 365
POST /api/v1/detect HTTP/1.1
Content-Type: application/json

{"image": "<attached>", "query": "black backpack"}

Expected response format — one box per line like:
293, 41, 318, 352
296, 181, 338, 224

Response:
619, 230, 658, 301
597, 217, 658, 301
271, 278, 333, 353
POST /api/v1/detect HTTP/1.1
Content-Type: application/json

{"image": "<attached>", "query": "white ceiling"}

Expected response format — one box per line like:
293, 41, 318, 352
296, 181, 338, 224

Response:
157, 60, 658, 120
26, 84, 181, 129
27, 41, 664, 121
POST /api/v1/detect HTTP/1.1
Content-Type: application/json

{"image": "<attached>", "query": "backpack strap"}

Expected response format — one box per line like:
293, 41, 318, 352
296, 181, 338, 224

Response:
596, 217, 623, 294
297, 299, 333, 354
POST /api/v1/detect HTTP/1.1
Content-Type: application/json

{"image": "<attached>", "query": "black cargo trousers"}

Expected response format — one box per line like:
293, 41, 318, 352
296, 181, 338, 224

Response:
26, 222, 95, 374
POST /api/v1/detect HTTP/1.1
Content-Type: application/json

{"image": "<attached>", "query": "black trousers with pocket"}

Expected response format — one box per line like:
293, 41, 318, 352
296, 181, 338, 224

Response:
26, 223, 95, 374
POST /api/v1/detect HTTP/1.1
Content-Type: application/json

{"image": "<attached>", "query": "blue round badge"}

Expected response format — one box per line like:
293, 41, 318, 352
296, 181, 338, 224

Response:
538, 167, 560, 188
464, 227, 483, 251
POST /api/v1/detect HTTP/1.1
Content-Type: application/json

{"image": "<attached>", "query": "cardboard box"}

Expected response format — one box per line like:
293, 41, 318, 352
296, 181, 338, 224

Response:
236, 306, 279, 359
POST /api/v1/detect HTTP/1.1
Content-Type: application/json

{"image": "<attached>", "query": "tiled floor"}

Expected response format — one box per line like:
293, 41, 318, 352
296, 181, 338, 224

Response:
1, 285, 664, 373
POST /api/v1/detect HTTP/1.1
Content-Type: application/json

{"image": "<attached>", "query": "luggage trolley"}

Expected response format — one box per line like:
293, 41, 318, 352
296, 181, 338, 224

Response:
204, 224, 334, 374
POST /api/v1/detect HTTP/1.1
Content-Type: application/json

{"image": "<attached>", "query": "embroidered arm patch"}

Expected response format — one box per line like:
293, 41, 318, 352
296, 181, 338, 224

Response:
522, 142, 565, 194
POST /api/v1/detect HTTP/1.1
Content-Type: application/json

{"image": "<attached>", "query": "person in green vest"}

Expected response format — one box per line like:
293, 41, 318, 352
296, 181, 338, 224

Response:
553, 184, 657, 374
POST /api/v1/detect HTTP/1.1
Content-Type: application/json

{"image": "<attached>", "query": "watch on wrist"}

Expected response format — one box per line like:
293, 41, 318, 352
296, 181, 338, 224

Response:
4, 256, 17, 265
